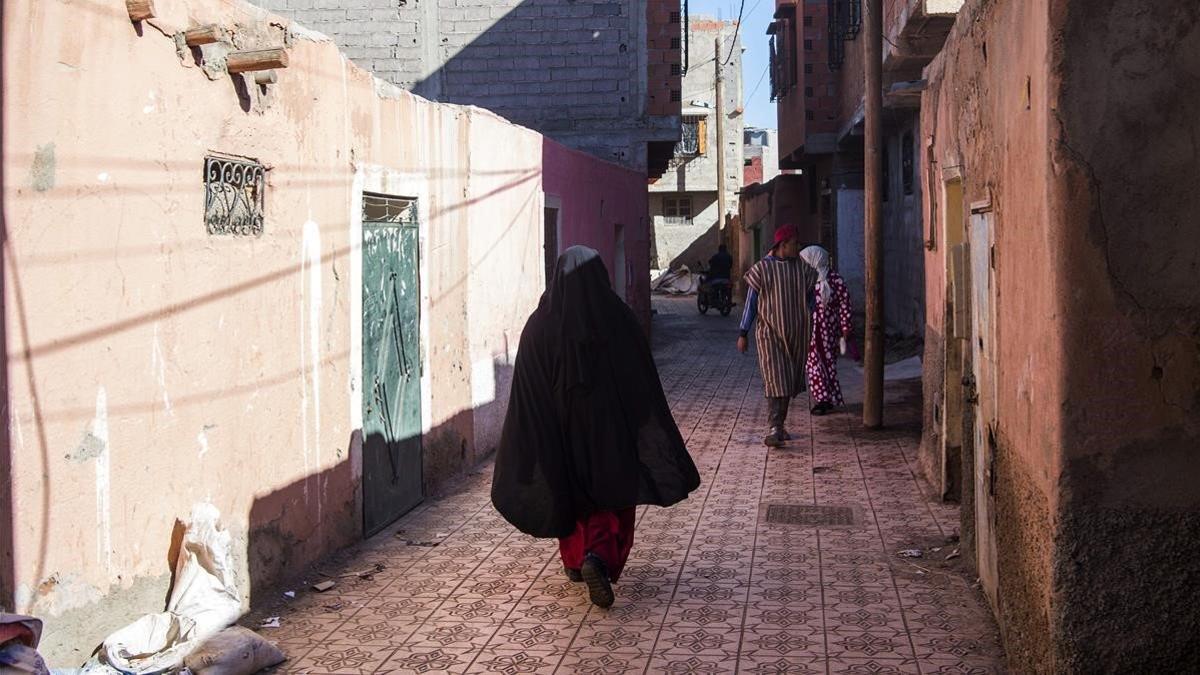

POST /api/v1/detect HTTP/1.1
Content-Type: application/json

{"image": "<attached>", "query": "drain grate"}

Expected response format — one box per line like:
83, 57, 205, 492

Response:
765, 504, 860, 527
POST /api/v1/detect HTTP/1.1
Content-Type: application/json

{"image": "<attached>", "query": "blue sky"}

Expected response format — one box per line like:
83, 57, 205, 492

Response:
689, 0, 776, 129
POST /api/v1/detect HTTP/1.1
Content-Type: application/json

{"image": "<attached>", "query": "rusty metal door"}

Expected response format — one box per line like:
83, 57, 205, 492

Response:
362, 194, 422, 536
968, 209, 999, 601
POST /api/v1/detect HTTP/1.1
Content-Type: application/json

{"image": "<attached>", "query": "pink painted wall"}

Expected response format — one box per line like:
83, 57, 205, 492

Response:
542, 140, 651, 332
2, 0, 653, 661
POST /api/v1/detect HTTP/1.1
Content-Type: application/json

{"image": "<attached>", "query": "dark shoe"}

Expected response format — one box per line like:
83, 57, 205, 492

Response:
564, 567, 583, 583
779, 429, 792, 441
581, 553, 615, 609
763, 428, 784, 447
811, 402, 833, 416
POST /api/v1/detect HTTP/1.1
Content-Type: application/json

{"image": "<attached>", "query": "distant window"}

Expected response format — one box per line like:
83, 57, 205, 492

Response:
806, 110, 815, 121
768, 18, 798, 101
804, 39, 813, 51
902, 131, 915, 195
804, 15, 813, 27
670, 10, 681, 22
805, 63, 814, 74
664, 196, 694, 223
671, 37, 681, 49
671, 63, 682, 76
670, 89, 682, 102
805, 87, 813, 98
675, 115, 707, 157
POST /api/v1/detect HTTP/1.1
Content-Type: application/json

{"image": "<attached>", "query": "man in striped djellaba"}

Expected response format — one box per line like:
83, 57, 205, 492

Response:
736, 224, 817, 447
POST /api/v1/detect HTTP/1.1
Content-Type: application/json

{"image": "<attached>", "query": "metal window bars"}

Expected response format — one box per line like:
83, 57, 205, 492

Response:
204, 155, 265, 236
827, 0, 861, 71
674, 116, 702, 157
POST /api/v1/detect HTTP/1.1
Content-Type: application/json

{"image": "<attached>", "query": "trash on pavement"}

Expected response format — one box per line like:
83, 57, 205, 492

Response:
946, 548, 961, 561
258, 617, 281, 629
897, 549, 924, 558
283, 591, 296, 599
183, 626, 285, 675
84, 504, 243, 674
312, 580, 337, 592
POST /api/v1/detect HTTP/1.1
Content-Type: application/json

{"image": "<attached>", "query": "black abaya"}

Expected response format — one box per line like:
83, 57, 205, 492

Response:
491, 246, 701, 538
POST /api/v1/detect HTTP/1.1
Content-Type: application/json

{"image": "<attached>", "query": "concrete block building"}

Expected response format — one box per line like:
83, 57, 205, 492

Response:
647, 17, 743, 271
252, 0, 684, 176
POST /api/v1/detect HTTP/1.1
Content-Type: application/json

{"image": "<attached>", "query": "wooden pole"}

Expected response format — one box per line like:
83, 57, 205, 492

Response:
863, 0, 885, 428
125, 0, 156, 22
226, 48, 289, 74
185, 25, 227, 46
714, 36, 727, 237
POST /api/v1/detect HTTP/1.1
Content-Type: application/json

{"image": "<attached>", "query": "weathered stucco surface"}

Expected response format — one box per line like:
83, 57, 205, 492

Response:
921, 0, 1200, 670
1050, 0, 1200, 669
920, 0, 1062, 669
2, 0, 649, 663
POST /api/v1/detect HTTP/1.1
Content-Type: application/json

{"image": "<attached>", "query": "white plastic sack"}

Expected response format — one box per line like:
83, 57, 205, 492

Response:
166, 503, 243, 639
184, 627, 285, 675
651, 265, 700, 295
101, 613, 197, 674
93, 504, 242, 674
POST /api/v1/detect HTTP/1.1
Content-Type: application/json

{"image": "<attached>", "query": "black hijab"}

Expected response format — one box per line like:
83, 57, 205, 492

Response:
491, 246, 701, 538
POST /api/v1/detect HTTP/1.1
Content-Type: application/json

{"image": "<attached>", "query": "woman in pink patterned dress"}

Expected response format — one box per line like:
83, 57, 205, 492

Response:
800, 246, 852, 415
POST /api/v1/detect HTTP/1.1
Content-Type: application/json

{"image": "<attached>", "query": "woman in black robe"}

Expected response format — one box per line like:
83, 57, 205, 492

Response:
492, 246, 701, 608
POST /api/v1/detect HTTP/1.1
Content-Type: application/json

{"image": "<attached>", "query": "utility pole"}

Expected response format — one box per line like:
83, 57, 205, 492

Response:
714, 35, 727, 239
863, 0, 885, 428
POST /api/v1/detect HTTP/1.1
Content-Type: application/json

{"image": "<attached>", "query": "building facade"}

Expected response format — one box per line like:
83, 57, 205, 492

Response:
647, 17, 743, 271
743, 127, 780, 186
769, 0, 958, 336
917, 0, 1200, 670
252, 0, 684, 176
1, 0, 652, 661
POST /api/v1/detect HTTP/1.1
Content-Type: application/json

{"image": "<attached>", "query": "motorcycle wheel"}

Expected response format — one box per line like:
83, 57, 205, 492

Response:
697, 294, 709, 314
719, 302, 732, 317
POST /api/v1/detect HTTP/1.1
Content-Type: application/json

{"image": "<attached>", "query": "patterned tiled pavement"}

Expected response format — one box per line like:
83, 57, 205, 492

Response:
254, 297, 1004, 674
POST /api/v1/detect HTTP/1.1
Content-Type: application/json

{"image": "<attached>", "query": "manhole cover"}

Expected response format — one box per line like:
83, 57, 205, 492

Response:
764, 504, 861, 527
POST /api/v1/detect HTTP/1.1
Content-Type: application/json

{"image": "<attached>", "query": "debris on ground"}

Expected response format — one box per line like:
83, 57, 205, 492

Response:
339, 563, 386, 579
946, 548, 961, 561
898, 549, 924, 558
312, 580, 336, 592
282, 591, 295, 599
80, 504, 242, 674
259, 617, 281, 629
184, 626, 286, 675
404, 540, 440, 547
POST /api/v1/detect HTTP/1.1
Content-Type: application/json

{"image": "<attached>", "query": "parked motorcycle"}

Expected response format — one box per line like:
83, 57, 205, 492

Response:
696, 265, 734, 316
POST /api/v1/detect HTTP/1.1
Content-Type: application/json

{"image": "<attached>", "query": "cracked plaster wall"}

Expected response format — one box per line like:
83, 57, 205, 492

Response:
2, 0, 648, 664
921, 0, 1200, 670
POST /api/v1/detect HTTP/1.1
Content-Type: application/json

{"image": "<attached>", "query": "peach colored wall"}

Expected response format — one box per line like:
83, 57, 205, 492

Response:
2, 0, 649, 661
919, 0, 1061, 667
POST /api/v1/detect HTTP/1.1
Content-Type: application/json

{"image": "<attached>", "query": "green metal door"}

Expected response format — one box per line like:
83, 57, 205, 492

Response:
362, 194, 422, 536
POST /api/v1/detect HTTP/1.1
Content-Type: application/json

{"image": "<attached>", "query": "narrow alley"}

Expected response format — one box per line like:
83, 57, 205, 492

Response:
252, 297, 1002, 674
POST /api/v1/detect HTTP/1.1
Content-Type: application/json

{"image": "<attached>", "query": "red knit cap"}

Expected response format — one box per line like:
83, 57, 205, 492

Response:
773, 224, 798, 246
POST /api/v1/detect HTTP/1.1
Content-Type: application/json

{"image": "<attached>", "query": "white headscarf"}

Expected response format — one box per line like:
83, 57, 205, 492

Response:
799, 245, 832, 305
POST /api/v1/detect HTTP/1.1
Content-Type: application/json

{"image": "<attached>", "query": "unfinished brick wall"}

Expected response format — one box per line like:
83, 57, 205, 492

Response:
646, 0, 682, 117
253, 0, 680, 171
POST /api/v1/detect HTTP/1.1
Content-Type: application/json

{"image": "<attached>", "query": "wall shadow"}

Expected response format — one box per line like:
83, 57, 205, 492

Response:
667, 221, 720, 272
245, 359, 514, 612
